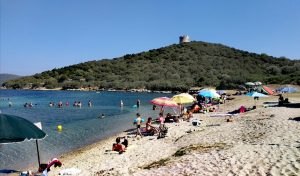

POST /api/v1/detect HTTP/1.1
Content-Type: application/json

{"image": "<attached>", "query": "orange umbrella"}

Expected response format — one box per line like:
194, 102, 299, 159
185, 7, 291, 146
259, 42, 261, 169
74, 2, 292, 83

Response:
262, 86, 273, 95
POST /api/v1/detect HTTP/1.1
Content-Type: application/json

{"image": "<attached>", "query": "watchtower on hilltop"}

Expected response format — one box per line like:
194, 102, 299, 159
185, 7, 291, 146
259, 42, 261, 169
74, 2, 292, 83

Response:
179, 35, 190, 44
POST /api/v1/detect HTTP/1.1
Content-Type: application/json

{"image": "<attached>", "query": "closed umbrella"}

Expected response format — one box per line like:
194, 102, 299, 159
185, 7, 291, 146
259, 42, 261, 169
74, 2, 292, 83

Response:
172, 93, 195, 104
0, 113, 46, 166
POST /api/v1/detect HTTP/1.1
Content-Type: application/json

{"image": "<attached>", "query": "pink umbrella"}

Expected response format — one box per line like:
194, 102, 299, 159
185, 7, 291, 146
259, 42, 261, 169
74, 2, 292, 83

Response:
150, 97, 178, 107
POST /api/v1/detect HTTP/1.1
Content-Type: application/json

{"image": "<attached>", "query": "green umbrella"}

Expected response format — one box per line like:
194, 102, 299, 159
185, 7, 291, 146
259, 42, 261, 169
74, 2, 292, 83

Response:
0, 113, 46, 166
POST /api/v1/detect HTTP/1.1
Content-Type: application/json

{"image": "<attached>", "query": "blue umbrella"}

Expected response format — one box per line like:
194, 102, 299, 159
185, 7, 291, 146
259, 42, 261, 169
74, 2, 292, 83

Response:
246, 92, 268, 106
198, 90, 220, 98
246, 92, 268, 97
277, 87, 297, 93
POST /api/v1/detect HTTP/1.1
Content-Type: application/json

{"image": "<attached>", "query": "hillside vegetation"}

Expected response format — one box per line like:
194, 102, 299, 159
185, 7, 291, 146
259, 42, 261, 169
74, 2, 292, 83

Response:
3, 41, 300, 91
0, 74, 21, 85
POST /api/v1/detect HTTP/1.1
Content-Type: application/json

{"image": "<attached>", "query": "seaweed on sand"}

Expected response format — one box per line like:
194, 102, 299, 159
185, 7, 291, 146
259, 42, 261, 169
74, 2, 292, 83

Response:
173, 143, 229, 157
142, 158, 171, 170
141, 142, 230, 170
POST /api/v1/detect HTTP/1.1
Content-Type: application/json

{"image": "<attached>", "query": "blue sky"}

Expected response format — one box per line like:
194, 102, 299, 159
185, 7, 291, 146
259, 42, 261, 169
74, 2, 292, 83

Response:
1, 0, 300, 75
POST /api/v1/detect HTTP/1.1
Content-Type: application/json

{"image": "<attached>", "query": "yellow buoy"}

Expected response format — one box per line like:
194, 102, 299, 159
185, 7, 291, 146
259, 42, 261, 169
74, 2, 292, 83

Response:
57, 125, 62, 131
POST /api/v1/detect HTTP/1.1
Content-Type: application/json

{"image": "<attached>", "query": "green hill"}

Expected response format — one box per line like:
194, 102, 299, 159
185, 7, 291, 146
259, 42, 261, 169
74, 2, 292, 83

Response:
0, 74, 21, 85
3, 41, 300, 91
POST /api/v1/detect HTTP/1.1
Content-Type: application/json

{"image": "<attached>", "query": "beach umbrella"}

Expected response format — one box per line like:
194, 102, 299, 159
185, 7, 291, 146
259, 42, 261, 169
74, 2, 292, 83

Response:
245, 82, 255, 86
0, 113, 46, 166
216, 90, 226, 95
261, 86, 273, 95
246, 91, 268, 98
277, 87, 297, 93
254, 81, 262, 86
246, 92, 268, 106
198, 90, 220, 98
172, 93, 195, 104
150, 97, 178, 107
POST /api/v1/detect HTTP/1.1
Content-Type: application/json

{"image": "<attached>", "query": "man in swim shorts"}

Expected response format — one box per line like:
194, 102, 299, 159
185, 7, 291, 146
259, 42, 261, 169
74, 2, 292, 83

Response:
135, 113, 143, 137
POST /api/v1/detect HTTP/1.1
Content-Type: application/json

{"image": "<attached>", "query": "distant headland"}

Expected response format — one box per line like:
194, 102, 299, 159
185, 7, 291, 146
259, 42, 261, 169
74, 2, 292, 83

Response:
2, 40, 300, 91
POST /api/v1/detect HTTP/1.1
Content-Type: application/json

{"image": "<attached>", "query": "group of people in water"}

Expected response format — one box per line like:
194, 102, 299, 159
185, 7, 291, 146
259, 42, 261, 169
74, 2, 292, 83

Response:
48, 100, 93, 108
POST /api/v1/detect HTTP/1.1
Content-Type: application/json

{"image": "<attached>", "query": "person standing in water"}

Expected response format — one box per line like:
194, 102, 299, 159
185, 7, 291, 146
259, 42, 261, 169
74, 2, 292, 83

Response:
136, 99, 140, 108
88, 100, 92, 107
120, 100, 123, 107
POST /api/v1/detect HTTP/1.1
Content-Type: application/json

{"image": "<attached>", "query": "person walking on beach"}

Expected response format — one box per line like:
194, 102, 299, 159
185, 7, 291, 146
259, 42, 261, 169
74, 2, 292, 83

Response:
135, 113, 143, 138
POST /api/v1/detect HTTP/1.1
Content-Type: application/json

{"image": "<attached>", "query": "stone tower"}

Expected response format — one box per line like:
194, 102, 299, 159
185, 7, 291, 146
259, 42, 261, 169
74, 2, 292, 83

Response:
179, 35, 190, 44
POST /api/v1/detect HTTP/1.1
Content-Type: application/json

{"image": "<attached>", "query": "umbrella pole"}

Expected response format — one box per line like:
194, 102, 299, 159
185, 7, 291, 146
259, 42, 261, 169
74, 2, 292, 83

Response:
35, 139, 41, 166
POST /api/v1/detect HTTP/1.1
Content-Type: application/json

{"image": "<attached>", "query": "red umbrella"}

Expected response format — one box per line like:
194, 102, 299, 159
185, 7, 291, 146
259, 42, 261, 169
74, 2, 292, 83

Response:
262, 86, 273, 95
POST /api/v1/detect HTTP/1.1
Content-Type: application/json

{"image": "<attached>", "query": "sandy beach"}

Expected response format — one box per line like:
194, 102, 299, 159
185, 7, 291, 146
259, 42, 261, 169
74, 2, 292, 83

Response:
27, 92, 300, 176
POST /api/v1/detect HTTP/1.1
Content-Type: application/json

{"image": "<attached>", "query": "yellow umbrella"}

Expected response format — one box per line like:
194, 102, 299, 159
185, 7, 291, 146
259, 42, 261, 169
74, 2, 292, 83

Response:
172, 93, 195, 104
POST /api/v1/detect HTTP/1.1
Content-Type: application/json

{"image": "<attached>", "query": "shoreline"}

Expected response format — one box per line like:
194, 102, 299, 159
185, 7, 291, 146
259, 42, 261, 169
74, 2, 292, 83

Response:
8, 92, 300, 175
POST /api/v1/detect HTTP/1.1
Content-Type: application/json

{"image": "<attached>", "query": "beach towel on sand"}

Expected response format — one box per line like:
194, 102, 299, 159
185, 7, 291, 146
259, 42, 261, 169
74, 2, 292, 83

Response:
210, 114, 237, 117
59, 168, 81, 175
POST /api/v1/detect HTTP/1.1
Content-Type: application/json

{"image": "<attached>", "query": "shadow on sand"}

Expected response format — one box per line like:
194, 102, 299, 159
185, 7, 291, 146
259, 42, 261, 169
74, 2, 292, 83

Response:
289, 117, 300, 122
0, 169, 20, 174
263, 102, 300, 108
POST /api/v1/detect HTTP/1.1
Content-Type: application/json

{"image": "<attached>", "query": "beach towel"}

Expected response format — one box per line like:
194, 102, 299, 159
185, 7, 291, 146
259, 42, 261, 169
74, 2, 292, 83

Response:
210, 114, 237, 117
59, 168, 81, 175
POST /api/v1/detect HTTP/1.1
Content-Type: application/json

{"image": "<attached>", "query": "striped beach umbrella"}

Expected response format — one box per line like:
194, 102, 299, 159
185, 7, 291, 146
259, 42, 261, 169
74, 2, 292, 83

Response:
150, 97, 178, 107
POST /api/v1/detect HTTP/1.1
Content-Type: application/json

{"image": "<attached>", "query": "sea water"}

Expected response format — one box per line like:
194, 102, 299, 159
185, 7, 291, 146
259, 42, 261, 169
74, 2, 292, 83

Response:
0, 90, 174, 170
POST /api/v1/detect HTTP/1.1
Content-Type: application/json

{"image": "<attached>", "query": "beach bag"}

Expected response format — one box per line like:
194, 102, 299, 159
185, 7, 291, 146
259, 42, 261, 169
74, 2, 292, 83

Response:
192, 119, 201, 126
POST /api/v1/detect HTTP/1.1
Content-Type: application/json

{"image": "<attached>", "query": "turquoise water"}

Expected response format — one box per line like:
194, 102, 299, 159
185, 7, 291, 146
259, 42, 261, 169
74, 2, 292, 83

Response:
0, 90, 174, 169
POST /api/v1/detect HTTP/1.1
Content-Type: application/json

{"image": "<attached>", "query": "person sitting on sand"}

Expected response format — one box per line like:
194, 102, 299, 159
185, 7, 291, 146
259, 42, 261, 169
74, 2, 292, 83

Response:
183, 110, 193, 121
112, 137, 128, 154
146, 117, 158, 135
209, 107, 216, 112
192, 104, 201, 113
157, 113, 165, 127
278, 94, 284, 106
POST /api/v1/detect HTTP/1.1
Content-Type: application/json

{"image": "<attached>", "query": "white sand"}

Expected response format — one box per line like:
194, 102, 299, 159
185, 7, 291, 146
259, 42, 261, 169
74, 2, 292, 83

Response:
43, 93, 300, 176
